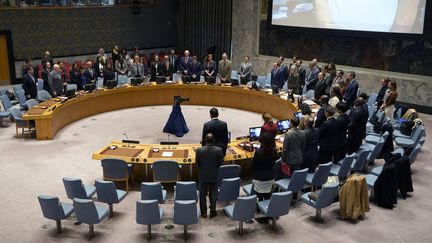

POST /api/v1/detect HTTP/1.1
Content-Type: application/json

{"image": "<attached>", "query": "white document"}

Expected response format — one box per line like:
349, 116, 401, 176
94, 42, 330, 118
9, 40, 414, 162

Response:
161, 151, 173, 157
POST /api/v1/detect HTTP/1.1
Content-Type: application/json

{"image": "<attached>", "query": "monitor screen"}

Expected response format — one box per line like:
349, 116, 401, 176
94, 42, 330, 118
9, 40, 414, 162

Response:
277, 120, 290, 131
249, 127, 262, 139
270, 0, 427, 34
295, 112, 303, 119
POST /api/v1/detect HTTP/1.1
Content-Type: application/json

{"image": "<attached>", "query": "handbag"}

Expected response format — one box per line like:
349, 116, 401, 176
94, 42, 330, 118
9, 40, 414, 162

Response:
280, 162, 292, 176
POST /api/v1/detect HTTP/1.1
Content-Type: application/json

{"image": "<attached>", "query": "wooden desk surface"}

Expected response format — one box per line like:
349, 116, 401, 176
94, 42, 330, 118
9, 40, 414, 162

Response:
23, 83, 298, 140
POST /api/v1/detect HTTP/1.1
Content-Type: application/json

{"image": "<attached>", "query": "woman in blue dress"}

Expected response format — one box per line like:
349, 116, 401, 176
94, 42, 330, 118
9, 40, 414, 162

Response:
163, 96, 190, 137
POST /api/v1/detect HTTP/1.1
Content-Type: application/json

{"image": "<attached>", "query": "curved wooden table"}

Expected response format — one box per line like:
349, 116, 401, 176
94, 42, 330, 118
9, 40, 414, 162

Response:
23, 84, 298, 140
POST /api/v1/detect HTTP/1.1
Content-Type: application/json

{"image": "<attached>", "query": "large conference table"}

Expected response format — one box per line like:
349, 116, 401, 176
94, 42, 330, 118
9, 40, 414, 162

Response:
23, 83, 298, 140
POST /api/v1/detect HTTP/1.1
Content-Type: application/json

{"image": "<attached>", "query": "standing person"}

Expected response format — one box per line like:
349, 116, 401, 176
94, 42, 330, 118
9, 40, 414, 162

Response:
347, 98, 368, 154
218, 52, 232, 83
318, 106, 339, 163
271, 58, 287, 95
305, 60, 320, 92
69, 63, 83, 90
281, 117, 306, 172
103, 61, 116, 86
168, 49, 179, 73
260, 113, 278, 138
343, 71, 359, 107
252, 132, 278, 224
331, 69, 345, 88
329, 86, 343, 109
296, 60, 306, 92
84, 61, 97, 84
111, 45, 120, 68
22, 66, 37, 100
314, 95, 330, 129
129, 55, 146, 79
22, 58, 34, 78
196, 133, 224, 219
239, 56, 253, 84
375, 78, 390, 108
335, 101, 350, 162
93, 55, 106, 79
202, 108, 229, 157
179, 50, 193, 76
380, 80, 398, 120
314, 72, 327, 101
96, 48, 107, 63
204, 54, 217, 84
48, 64, 64, 97
41, 51, 54, 69
41, 62, 52, 92
115, 56, 129, 77
131, 46, 141, 59
162, 54, 174, 80
150, 55, 163, 81
287, 64, 300, 94
189, 55, 202, 82
302, 118, 319, 172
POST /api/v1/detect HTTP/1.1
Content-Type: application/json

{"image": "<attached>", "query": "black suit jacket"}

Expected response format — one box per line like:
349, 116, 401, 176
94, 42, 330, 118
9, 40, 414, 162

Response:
22, 74, 38, 99
196, 144, 224, 183
347, 106, 367, 153
162, 62, 174, 79
314, 79, 327, 101
150, 62, 163, 80
314, 105, 327, 129
319, 117, 339, 152
202, 118, 229, 156
336, 113, 350, 150
41, 68, 50, 92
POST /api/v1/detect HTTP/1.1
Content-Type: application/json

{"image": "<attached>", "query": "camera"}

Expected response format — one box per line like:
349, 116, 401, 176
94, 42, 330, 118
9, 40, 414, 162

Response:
174, 96, 190, 104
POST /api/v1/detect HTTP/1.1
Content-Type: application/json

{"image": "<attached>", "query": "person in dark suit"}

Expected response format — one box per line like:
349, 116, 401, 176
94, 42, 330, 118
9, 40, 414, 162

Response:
103, 61, 116, 86
22, 66, 38, 100
281, 117, 306, 171
347, 98, 368, 154
305, 60, 320, 92
162, 55, 174, 80
168, 49, 179, 73
196, 133, 224, 218
318, 105, 339, 163
375, 78, 389, 108
202, 108, 229, 157
271, 57, 288, 94
41, 62, 52, 93
179, 50, 193, 76
296, 60, 306, 91
343, 71, 359, 107
314, 72, 327, 101
239, 56, 253, 84
335, 101, 350, 162
314, 95, 330, 129
69, 63, 84, 90
204, 54, 217, 84
93, 55, 106, 79
302, 117, 319, 172
48, 64, 64, 97
190, 55, 202, 82
83, 61, 97, 84
252, 131, 278, 224
150, 55, 163, 81
41, 51, 54, 69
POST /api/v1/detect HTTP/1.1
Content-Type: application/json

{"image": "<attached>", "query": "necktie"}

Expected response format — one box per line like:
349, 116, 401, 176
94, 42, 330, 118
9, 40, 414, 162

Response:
136, 64, 139, 76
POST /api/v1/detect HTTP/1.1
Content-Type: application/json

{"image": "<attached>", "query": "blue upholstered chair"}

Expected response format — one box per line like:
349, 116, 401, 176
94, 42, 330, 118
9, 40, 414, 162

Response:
15, 90, 27, 109
395, 125, 424, 148
25, 99, 39, 110
37, 79, 44, 91
256, 76, 267, 88
73, 198, 109, 238
95, 180, 127, 218
66, 84, 77, 92
393, 123, 422, 139
257, 191, 293, 230
366, 93, 378, 108
141, 182, 167, 204
174, 181, 198, 201
101, 158, 133, 191
0, 109, 10, 126
217, 164, 241, 186
62, 177, 96, 200
303, 90, 314, 100
136, 199, 164, 239
330, 153, 356, 178
37, 90, 52, 101
351, 150, 371, 172
305, 162, 332, 190
37, 195, 74, 234
300, 184, 339, 221
10, 108, 34, 138
275, 168, 308, 193
151, 160, 181, 183
242, 182, 255, 196
218, 177, 240, 205
224, 195, 257, 235
1, 94, 13, 111
12, 84, 24, 96
231, 70, 239, 80
172, 200, 199, 239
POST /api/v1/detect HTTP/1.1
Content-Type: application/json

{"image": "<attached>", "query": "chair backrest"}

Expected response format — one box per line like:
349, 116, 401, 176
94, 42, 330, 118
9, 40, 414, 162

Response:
16, 90, 27, 107
366, 93, 378, 107
175, 181, 197, 201
62, 177, 87, 199
231, 70, 239, 80
152, 160, 180, 182
95, 180, 119, 204
218, 177, 241, 202
13, 84, 24, 95
266, 191, 293, 218
303, 90, 315, 100
141, 182, 164, 203
232, 195, 257, 221
218, 164, 241, 185
10, 108, 23, 120
173, 200, 198, 225
66, 84, 77, 92
287, 168, 308, 192
0, 88, 7, 96
136, 199, 161, 225
38, 195, 66, 220
316, 184, 339, 208
37, 79, 44, 91
412, 125, 424, 144
1, 95, 12, 110
351, 150, 371, 172
368, 104, 376, 119
37, 90, 52, 101
311, 162, 332, 187
409, 144, 422, 164
337, 153, 356, 177
256, 76, 266, 87
368, 135, 387, 162
73, 198, 99, 224
101, 158, 129, 179
376, 109, 385, 122
25, 99, 39, 109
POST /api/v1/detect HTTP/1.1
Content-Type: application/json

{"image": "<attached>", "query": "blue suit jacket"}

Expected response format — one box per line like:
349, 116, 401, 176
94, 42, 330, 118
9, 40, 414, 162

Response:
190, 62, 202, 76
306, 67, 319, 91
271, 66, 287, 89
179, 56, 193, 74
343, 79, 359, 107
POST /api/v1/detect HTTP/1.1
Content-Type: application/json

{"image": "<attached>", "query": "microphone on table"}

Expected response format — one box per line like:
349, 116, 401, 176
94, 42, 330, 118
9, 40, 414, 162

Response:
123, 133, 130, 147
167, 134, 171, 149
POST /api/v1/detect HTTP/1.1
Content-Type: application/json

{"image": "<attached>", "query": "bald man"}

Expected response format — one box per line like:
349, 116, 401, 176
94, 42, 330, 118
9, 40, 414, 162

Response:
48, 64, 64, 97
218, 53, 232, 83
179, 50, 193, 76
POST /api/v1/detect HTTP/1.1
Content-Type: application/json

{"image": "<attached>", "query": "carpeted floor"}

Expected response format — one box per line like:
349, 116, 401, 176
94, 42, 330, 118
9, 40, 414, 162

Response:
0, 105, 431, 243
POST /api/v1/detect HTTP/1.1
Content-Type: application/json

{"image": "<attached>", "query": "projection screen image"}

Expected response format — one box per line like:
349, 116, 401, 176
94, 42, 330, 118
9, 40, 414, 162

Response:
271, 0, 427, 34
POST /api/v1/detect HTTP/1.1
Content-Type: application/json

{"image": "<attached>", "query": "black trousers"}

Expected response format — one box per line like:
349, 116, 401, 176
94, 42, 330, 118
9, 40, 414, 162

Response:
319, 150, 336, 164
199, 181, 218, 214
